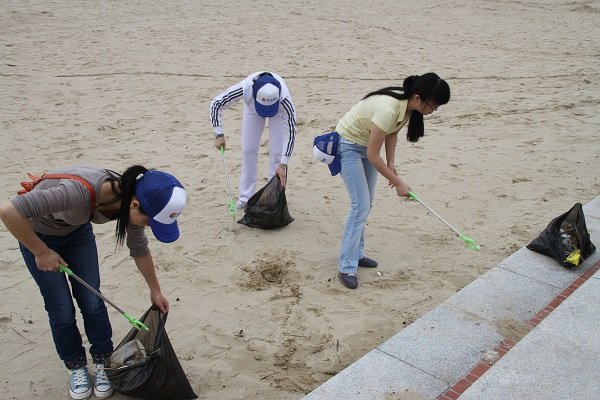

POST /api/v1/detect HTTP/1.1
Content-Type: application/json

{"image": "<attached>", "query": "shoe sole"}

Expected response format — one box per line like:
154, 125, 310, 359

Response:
69, 387, 92, 400
94, 387, 114, 399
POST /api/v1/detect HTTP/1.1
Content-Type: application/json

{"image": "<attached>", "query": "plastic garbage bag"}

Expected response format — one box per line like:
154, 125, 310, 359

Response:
238, 175, 294, 229
106, 306, 197, 399
526, 203, 596, 268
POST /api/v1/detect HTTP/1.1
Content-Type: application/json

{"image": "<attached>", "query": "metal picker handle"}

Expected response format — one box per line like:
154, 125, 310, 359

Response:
220, 146, 237, 221
59, 265, 149, 331
408, 191, 462, 236
220, 146, 233, 200
408, 191, 480, 251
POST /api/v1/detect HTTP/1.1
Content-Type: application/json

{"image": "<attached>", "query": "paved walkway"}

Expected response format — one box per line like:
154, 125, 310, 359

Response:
302, 196, 600, 400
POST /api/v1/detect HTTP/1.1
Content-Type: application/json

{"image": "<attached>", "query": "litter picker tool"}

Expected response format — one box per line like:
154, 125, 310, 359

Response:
219, 146, 237, 221
408, 191, 480, 251
58, 265, 149, 331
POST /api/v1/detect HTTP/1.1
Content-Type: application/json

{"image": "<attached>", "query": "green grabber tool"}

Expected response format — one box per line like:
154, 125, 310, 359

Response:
219, 146, 237, 221
408, 191, 481, 251
58, 265, 149, 331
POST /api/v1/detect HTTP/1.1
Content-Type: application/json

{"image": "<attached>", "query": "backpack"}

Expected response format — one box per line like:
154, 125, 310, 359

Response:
18, 172, 96, 213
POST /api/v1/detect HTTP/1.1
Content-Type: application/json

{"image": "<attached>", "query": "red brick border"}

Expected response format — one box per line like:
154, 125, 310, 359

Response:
437, 260, 600, 400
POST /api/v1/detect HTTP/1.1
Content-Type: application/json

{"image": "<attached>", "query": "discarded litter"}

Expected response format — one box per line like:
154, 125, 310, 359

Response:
110, 339, 147, 368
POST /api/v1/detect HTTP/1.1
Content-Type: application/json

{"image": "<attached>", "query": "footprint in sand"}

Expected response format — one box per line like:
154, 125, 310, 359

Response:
0, 316, 12, 330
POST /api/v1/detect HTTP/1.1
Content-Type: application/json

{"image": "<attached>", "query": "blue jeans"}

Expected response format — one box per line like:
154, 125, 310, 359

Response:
20, 223, 113, 369
338, 137, 378, 274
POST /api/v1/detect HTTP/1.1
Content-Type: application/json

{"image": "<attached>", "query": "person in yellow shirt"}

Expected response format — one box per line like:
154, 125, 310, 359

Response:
335, 73, 450, 289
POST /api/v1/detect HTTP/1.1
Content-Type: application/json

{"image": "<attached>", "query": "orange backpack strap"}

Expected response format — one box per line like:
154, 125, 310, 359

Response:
17, 172, 45, 194
17, 173, 96, 213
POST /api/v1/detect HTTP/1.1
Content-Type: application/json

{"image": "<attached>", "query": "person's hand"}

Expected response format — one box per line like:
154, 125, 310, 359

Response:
35, 247, 66, 272
150, 290, 169, 313
394, 179, 411, 198
214, 135, 226, 150
276, 164, 287, 187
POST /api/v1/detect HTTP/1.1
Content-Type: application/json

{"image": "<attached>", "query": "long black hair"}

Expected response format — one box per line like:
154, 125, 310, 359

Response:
363, 73, 450, 142
113, 165, 148, 247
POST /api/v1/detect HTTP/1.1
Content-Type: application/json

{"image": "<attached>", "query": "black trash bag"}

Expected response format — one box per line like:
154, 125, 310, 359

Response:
106, 306, 197, 400
526, 203, 596, 268
238, 175, 294, 229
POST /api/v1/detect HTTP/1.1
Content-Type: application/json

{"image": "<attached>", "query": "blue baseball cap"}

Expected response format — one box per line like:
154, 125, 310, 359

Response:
135, 170, 186, 243
252, 73, 281, 117
312, 131, 341, 176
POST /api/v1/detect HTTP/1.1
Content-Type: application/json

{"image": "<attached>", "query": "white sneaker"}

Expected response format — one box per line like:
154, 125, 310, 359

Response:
69, 367, 92, 400
94, 363, 114, 398
235, 200, 247, 210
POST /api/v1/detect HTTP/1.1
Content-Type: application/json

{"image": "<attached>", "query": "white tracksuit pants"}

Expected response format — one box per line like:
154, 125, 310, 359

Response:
239, 109, 288, 203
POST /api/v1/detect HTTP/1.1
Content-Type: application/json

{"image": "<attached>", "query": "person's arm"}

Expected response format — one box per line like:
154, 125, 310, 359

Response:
384, 130, 399, 166
210, 81, 245, 150
276, 96, 297, 187
0, 201, 66, 272
366, 125, 410, 197
132, 252, 169, 313
384, 130, 400, 187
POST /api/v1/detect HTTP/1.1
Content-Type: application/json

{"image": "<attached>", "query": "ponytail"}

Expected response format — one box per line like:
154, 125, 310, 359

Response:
362, 86, 406, 101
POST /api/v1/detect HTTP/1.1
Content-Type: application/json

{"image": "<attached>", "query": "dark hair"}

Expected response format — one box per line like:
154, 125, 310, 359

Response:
363, 73, 450, 142
114, 165, 148, 247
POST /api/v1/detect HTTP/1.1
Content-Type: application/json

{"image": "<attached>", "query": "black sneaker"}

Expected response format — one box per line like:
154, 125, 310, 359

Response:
338, 273, 358, 289
358, 257, 378, 268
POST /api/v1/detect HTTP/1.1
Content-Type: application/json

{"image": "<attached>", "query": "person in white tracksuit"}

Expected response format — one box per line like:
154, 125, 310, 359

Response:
210, 71, 297, 209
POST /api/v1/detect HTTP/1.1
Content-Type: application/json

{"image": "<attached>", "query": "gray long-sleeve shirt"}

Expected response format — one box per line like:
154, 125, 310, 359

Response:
11, 166, 149, 257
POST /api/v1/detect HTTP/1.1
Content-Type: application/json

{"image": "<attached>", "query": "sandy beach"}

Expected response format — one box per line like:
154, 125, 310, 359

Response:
1, 1, 599, 399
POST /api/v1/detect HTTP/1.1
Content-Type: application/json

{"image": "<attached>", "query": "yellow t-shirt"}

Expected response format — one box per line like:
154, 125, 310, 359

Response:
335, 95, 410, 147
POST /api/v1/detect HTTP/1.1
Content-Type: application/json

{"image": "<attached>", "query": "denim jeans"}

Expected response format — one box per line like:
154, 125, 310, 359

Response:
338, 137, 378, 274
20, 223, 113, 369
